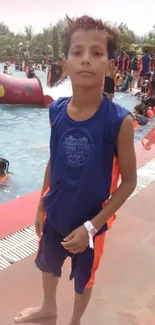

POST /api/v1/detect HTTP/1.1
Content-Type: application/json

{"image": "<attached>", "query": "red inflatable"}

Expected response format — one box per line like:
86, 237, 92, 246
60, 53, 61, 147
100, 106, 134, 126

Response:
0, 72, 53, 107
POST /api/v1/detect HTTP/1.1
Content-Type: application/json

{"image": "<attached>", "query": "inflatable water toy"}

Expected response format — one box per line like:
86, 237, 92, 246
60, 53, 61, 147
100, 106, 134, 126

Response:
0, 73, 53, 107
146, 109, 154, 118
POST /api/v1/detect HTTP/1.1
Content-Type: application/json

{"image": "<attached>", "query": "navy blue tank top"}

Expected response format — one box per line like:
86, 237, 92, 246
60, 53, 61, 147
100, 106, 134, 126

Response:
43, 96, 130, 237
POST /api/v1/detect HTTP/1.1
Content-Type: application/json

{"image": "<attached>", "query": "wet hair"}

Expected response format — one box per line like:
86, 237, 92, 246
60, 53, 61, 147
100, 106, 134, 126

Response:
0, 158, 9, 173
144, 72, 151, 78
134, 103, 145, 115
62, 15, 119, 59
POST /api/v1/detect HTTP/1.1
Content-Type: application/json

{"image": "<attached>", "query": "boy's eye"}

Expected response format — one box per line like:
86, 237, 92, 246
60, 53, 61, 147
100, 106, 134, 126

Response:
94, 52, 103, 56
73, 51, 81, 56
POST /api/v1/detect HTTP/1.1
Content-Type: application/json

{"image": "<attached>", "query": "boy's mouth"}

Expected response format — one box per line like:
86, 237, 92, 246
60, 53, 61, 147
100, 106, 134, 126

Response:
78, 70, 94, 75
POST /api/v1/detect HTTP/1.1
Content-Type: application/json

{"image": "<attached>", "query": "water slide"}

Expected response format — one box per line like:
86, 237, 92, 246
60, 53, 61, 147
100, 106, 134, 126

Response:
0, 72, 53, 106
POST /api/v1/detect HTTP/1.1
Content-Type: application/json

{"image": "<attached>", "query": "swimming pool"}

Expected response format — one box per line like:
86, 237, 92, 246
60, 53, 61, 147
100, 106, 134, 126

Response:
0, 64, 155, 203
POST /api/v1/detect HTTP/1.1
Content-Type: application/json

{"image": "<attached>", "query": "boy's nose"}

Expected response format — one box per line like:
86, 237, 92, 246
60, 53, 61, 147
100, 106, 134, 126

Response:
81, 59, 91, 65
81, 51, 91, 65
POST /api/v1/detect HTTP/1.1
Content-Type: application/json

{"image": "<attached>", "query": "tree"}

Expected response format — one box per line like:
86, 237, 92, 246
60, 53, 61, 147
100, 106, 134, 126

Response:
24, 25, 33, 41
52, 26, 59, 60
55, 19, 65, 55
117, 23, 136, 51
1, 17, 155, 61
147, 27, 155, 45
0, 22, 10, 35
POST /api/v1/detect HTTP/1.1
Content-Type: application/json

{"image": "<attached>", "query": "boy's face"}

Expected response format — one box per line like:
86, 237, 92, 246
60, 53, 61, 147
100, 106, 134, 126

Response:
65, 29, 112, 88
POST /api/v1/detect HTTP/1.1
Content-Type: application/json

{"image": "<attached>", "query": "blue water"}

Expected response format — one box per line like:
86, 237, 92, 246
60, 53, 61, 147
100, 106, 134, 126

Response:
0, 63, 155, 203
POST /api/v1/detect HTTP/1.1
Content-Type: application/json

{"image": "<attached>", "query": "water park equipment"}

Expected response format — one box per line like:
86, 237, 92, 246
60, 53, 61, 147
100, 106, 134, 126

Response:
0, 73, 53, 106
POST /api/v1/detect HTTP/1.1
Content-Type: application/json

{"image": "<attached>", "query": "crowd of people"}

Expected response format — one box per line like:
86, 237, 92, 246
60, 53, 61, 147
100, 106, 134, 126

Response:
102, 50, 155, 125
2, 49, 155, 125
3, 57, 65, 87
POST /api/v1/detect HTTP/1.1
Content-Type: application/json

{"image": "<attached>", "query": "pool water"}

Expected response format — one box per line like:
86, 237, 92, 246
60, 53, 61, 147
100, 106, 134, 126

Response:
0, 64, 155, 203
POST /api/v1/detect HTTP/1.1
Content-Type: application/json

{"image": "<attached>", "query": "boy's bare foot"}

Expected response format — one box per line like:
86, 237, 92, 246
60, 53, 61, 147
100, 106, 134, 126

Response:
68, 321, 81, 325
14, 305, 57, 323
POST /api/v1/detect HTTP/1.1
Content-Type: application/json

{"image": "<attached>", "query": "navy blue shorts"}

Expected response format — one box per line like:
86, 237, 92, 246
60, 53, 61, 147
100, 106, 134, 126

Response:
35, 218, 105, 294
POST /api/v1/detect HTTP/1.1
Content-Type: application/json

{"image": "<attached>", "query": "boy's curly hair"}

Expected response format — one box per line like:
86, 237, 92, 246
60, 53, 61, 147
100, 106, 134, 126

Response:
62, 15, 119, 59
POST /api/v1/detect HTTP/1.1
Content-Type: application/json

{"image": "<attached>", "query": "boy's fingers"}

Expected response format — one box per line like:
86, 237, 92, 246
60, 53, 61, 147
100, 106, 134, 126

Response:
61, 238, 77, 248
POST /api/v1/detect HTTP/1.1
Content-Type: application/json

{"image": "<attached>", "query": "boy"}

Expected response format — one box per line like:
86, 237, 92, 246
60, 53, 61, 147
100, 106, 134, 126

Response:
15, 15, 137, 324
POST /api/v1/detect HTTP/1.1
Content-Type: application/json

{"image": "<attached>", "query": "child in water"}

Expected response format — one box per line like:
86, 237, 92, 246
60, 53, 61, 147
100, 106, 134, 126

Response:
3, 65, 12, 75
15, 15, 137, 324
0, 158, 10, 183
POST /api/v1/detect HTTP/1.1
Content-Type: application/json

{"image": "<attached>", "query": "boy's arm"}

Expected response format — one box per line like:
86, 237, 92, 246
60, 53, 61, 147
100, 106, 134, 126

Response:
91, 114, 137, 231
37, 159, 50, 210
62, 115, 137, 253
35, 158, 50, 237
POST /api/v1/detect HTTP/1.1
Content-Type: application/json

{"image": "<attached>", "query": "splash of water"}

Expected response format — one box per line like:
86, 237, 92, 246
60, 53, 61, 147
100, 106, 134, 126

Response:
43, 79, 72, 100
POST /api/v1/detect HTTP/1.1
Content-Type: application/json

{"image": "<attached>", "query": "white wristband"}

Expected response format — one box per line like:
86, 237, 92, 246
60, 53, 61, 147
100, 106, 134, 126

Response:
84, 221, 98, 249
88, 234, 94, 249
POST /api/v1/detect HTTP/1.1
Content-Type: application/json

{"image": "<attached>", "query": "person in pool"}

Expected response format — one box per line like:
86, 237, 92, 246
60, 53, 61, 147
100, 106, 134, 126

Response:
3, 65, 12, 75
0, 158, 10, 183
26, 61, 35, 79
15, 15, 137, 324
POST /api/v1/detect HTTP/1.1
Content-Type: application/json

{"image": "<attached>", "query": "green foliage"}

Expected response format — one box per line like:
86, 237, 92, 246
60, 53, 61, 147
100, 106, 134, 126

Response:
52, 26, 59, 59
0, 22, 10, 35
1, 19, 155, 61
24, 25, 33, 41
117, 23, 136, 51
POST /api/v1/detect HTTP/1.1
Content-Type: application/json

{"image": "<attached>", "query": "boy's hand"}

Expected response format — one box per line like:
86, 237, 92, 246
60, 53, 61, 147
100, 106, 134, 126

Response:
61, 225, 89, 254
35, 207, 44, 238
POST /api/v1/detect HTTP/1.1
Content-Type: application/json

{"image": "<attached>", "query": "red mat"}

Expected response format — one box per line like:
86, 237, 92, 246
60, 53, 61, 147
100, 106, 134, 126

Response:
0, 190, 40, 239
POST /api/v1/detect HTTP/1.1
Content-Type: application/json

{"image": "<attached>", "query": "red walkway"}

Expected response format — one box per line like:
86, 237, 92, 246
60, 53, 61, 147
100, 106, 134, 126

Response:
0, 129, 155, 324
0, 181, 155, 325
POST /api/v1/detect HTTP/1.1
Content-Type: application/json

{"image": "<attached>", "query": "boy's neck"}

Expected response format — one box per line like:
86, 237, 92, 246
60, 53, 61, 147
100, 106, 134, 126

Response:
71, 86, 103, 111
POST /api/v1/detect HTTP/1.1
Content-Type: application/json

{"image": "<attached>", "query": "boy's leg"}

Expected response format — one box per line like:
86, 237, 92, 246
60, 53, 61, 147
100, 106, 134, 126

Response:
15, 271, 59, 323
15, 219, 66, 323
69, 288, 92, 325
69, 233, 106, 325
